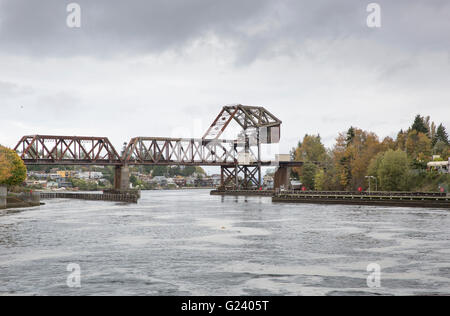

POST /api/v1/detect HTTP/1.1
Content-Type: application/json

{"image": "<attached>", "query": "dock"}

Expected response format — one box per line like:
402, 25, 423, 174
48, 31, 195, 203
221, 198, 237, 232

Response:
210, 189, 450, 208
40, 191, 139, 203
210, 189, 274, 197
272, 191, 450, 208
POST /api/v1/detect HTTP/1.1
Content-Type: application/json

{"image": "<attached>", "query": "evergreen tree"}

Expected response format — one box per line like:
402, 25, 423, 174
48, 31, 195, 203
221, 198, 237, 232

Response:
435, 123, 449, 145
346, 127, 355, 145
411, 115, 429, 134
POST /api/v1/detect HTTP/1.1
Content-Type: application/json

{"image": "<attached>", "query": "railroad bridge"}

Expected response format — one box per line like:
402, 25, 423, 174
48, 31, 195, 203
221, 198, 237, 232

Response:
14, 105, 302, 190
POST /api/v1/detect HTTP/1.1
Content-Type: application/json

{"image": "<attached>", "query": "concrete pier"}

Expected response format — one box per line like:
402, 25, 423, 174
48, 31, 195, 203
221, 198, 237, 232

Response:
274, 166, 291, 190
114, 165, 130, 191
5, 192, 41, 209
0, 186, 6, 210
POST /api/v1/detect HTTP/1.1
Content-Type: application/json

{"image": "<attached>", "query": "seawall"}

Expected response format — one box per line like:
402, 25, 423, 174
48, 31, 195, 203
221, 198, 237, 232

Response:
6, 192, 41, 209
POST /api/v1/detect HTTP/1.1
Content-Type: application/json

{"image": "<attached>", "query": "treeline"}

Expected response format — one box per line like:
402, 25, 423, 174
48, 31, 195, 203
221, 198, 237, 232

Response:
292, 115, 450, 192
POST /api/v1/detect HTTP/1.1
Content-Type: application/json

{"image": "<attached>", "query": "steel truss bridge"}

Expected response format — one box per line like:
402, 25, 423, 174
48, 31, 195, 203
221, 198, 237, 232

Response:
14, 105, 302, 190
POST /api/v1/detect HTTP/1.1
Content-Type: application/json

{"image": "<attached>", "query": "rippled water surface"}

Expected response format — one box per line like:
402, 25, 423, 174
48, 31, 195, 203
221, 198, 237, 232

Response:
0, 190, 449, 296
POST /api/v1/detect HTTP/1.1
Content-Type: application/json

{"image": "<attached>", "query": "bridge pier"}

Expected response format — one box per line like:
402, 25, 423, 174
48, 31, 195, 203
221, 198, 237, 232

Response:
274, 166, 291, 190
221, 165, 261, 190
220, 165, 261, 190
114, 165, 130, 191
0, 186, 6, 210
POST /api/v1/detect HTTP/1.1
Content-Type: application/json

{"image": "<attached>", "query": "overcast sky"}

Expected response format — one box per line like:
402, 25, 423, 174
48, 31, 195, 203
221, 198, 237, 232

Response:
1, 0, 449, 161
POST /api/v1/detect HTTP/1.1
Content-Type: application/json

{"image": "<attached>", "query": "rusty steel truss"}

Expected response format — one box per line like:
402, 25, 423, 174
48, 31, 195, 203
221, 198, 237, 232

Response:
221, 165, 261, 189
122, 137, 239, 166
14, 105, 287, 189
203, 105, 281, 140
14, 135, 122, 166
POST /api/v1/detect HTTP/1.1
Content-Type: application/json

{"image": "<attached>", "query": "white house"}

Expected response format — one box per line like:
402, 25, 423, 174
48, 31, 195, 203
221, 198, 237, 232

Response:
427, 159, 450, 174
77, 171, 104, 180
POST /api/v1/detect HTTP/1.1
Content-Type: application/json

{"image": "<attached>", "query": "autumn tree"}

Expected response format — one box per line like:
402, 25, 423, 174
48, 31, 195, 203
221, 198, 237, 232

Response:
395, 130, 407, 151
0, 151, 12, 183
290, 114, 444, 192
377, 150, 410, 191
381, 137, 396, 151
367, 152, 384, 178
332, 128, 383, 190
294, 134, 327, 163
0, 146, 27, 187
293, 134, 327, 180
314, 169, 325, 191
433, 140, 449, 159
430, 121, 437, 142
405, 130, 432, 161
301, 162, 317, 190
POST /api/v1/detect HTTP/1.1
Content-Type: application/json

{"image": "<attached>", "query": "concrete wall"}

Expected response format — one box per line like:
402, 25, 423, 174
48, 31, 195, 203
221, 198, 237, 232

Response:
114, 166, 130, 191
0, 186, 6, 210
274, 166, 291, 189
17, 192, 41, 206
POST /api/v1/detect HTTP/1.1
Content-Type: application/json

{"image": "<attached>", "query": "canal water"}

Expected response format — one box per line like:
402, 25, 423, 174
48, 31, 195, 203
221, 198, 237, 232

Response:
0, 189, 449, 296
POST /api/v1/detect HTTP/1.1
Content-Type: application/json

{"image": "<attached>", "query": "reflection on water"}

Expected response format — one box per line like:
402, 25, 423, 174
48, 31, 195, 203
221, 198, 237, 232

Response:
0, 189, 449, 296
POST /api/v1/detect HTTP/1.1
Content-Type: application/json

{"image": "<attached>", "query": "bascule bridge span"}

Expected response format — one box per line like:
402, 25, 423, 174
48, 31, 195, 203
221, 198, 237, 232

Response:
14, 105, 302, 190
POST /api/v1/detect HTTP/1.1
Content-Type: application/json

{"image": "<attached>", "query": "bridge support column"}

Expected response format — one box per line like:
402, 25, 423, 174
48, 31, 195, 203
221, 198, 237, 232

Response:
114, 165, 130, 191
0, 186, 6, 210
274, 166, 291, 190
220, 165, 261, 190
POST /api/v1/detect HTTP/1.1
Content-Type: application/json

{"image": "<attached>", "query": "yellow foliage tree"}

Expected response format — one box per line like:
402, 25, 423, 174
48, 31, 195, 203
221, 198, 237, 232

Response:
293, 134, 326, 178
0, 146, 27, 187
332, 128, 383, 190
406, 130, 432, 161
0, 151, 12, 183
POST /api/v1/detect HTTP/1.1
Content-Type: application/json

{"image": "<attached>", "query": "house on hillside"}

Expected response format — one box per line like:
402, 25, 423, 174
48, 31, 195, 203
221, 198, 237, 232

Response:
427, 159, 449, 174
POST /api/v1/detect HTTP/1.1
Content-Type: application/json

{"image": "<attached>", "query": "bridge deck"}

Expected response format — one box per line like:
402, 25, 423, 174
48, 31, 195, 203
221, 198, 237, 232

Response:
16, 135, 305, 167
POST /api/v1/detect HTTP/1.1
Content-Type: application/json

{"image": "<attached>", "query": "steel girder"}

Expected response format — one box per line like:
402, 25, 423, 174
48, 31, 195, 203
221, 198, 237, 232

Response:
203, 104, 282, 140
13, 105, 283, 167
220, 165, 262, 189
122, 137, 239, 166
14, 135, 122, 165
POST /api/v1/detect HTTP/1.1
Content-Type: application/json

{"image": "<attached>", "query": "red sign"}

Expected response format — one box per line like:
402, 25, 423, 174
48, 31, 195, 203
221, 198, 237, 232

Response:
358, 187, 363, 192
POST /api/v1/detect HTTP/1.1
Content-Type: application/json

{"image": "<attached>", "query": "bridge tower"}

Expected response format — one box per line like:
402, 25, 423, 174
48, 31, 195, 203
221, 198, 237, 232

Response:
203, 105, 282, 190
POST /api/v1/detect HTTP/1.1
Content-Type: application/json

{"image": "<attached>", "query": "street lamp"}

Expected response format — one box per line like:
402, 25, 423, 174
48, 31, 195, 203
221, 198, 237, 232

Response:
365, 176, 378, 193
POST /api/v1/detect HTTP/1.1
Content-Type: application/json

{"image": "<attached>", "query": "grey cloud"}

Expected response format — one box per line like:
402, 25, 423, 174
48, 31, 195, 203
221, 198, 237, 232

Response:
0, 80, 33, 97
0, 0, 272, 57
35, 92, 82, 117
0, 0, 449, 62
1, 90, 84, 128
